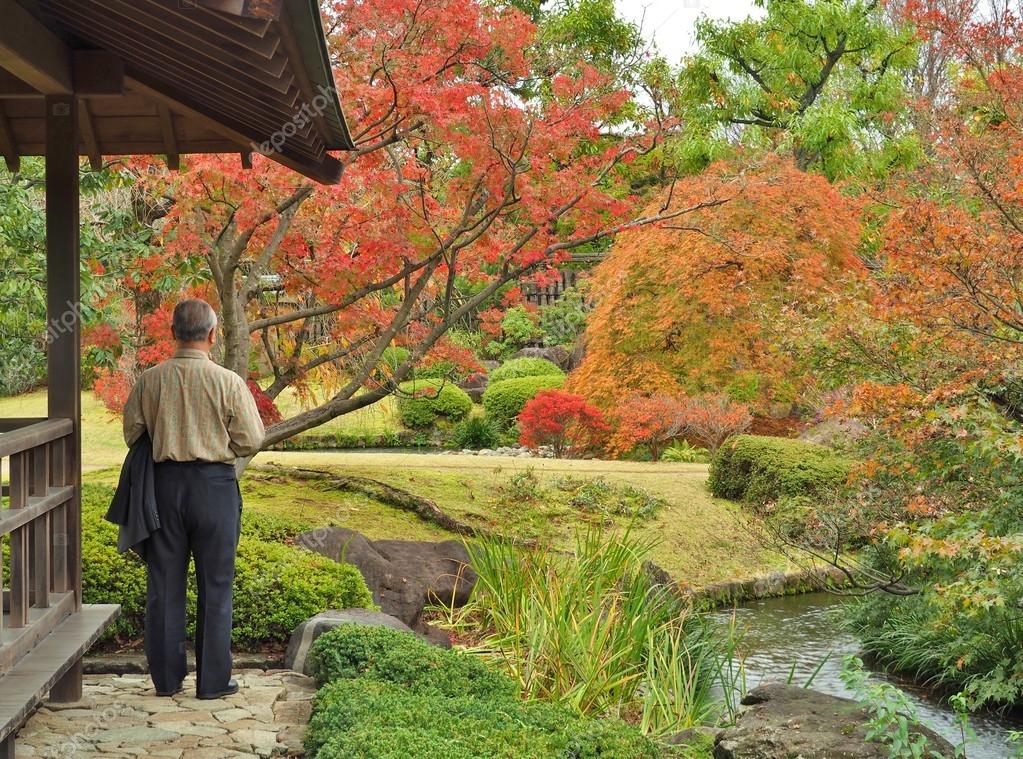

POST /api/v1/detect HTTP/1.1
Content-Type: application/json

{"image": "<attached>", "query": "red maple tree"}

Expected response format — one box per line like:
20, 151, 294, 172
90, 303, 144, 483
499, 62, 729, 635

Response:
95, 0, 702, 451
518, 390, 609, 458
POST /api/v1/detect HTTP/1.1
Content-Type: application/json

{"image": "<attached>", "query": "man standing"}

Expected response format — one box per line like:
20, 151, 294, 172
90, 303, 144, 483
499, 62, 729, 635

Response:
123, 298, 265, 699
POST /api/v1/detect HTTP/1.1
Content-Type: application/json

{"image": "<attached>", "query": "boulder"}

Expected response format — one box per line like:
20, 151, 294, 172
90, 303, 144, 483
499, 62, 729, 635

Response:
297, 527, 476, 637
511, 345, 571, 370
714, 684, 954, 759
285, 609, 414, 675
458, 372, 488, 403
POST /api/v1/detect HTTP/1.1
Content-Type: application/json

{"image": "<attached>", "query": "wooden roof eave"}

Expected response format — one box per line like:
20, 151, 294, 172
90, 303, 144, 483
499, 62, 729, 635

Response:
0, 0, 352, 185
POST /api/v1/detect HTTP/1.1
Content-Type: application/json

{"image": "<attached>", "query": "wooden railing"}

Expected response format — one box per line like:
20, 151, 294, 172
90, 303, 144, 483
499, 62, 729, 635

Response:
0, 419, 77, 677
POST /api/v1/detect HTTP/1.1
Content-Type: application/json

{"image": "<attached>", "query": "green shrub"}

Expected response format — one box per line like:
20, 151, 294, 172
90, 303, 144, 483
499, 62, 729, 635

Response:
81, 484, 373, 648
0, 337, 45, 396
482, 375, 565, 427
488, 357, 565, 385
500, 306, 543, 351
661, 441, 710, 463
306, 624, 517, 700
539, 287, 588, 348
307, 676, 657, 759
415, 360, 459, 380
708, 435, 853, 503
240, 509, 316, 542
450, 415, 503, 450
380, 346, 411, 373
397, 378, 474, 429
231, 539, 373, 647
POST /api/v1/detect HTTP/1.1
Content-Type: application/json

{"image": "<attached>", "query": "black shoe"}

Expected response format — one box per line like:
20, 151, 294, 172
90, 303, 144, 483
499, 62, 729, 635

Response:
155, 683, 183, 697
197, 679, 239, 699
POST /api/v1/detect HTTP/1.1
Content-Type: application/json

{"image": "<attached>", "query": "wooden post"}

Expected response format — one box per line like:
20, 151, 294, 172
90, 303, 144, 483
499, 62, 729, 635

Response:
45, 94, 82, 703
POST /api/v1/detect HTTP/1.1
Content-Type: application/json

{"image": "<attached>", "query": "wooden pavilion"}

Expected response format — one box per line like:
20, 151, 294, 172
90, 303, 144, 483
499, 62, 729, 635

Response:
0, 1, 352, 755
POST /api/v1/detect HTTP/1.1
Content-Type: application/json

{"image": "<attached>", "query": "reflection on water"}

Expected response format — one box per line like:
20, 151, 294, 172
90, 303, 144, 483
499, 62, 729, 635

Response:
708, 592, 1023, 759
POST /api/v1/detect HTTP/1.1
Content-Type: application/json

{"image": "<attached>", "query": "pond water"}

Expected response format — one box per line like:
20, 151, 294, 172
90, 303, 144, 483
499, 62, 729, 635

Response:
708, 592, 1023, 759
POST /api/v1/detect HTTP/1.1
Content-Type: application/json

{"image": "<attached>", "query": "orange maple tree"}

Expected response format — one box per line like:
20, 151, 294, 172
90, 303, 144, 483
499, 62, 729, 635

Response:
872, 3, 1023, 387
566, 157, 865, 412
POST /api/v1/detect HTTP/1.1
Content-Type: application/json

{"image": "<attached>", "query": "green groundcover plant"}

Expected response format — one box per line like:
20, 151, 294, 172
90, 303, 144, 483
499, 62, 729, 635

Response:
304, 624, 662, 759
78, 483, 373, 648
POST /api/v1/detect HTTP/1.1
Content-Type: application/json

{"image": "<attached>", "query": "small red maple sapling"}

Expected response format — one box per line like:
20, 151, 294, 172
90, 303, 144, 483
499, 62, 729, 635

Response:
518, 390, 610, 459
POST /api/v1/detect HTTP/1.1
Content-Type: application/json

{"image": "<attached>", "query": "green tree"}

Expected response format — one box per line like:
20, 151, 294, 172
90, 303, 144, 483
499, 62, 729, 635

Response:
677, 0, 920, 179
0, 160, 168, 394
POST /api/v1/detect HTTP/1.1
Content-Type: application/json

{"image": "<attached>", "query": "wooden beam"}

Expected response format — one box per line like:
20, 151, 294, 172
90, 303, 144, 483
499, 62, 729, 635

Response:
195, 0, 284, 20
0, 54, 123, 99
0, 71, 36, 99
127, 73, 343, 184
0, 106, 19, 173
45, 94, 82, 617
72, 51, 124, 98
78, 100, 102, 171
157, 104, 180, 171
0, 0, 73, 94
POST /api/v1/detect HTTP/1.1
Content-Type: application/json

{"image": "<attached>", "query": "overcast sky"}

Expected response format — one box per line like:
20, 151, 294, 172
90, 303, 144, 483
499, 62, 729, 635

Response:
614, 0, 762, 64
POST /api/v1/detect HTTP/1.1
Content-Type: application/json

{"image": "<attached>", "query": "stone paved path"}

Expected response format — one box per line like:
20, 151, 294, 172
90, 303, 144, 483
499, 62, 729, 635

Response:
13, 669, 315, 758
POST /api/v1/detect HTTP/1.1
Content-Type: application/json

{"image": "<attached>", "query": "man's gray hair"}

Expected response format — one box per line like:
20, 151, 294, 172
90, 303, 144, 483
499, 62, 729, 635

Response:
172, 299, 218, 343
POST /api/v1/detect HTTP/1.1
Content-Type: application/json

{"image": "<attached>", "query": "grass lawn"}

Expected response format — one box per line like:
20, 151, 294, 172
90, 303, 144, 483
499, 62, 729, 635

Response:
0, 390, 130, 471
3, 390, 787, 588
0, 389, 403, 470
251, 450, 789, 588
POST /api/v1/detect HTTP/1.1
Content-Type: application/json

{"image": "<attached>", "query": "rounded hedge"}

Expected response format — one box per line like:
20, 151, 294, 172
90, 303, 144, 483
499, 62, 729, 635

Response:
708, 434, 853, 504
397, 378, 474, 429
488, 357, 564, 386
81, 484, 374, 648
482, 375, 565, 427
305, 625, 658, 759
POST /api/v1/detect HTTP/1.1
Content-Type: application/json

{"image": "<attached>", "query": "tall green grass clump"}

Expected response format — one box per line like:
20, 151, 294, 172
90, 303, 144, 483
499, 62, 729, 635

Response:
453, 527, 723, 735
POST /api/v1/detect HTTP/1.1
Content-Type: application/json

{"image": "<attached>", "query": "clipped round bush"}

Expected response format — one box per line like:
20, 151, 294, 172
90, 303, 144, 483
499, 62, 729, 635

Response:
708, 434, 853, 504
488, 357, 564, 385
81, 484, 373, 648
482, 375, 565, 427
397, 378, 474, 429
231, 539, 373, 647
306, 624, 517, 701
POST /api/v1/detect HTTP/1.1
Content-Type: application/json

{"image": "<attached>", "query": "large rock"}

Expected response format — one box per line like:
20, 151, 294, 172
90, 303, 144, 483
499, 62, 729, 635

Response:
458, 372, 488, 403
297, 527, 477, 634
285, 609, 415, 675
511, 345, 571, 370
714, 684, 954, 759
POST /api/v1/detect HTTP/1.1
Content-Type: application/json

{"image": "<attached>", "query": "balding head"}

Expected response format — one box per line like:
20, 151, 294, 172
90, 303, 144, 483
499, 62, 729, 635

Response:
172, 298, 218, 345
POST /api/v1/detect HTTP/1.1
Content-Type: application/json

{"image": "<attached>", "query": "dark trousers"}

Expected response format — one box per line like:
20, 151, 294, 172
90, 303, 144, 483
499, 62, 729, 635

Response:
146, 460, 241, 695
